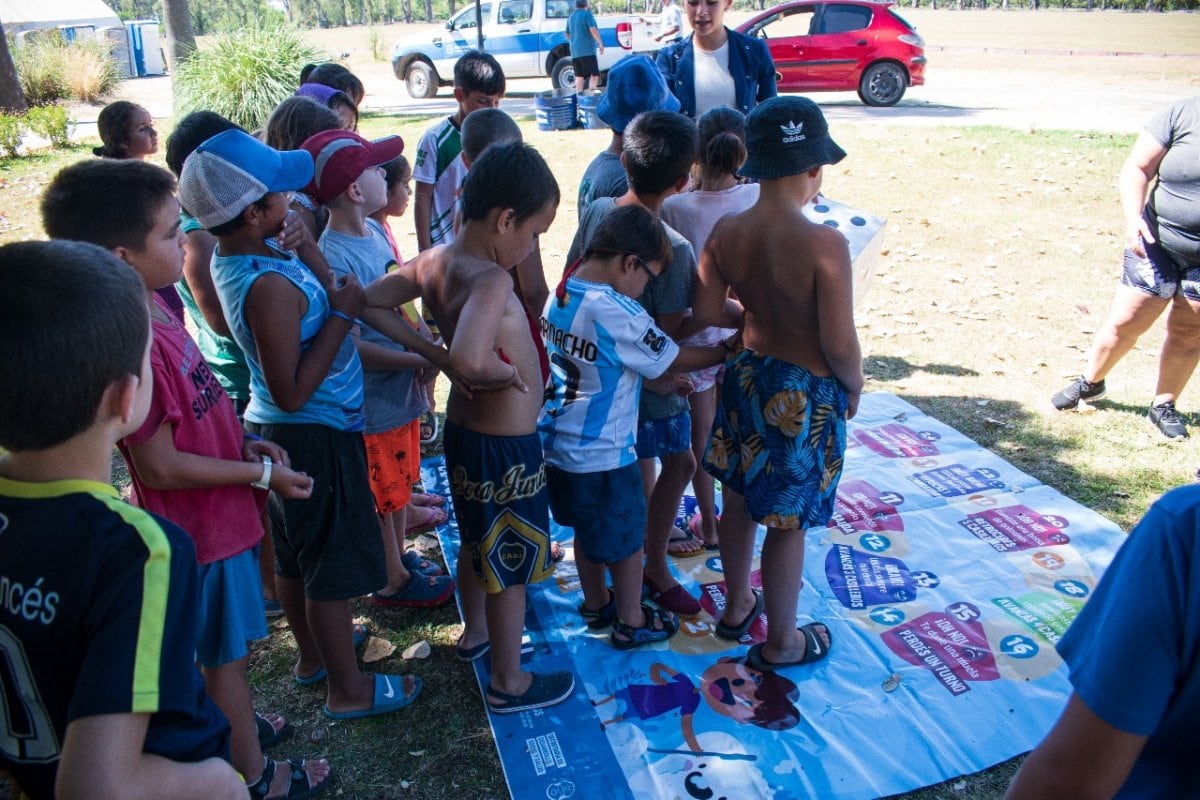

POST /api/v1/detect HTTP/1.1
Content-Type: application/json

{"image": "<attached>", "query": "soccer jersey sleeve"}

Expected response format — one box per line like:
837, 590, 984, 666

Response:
69, 505, 207, 722
412, 127, 440, 186
610, 301, 680, 380
1056, 487, 1200, 736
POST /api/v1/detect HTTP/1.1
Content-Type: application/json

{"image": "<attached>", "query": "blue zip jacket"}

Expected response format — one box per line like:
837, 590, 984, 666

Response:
655, 28, 777, 118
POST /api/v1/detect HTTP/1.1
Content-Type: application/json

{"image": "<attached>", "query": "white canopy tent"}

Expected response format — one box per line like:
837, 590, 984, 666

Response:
0, 0, 121, 36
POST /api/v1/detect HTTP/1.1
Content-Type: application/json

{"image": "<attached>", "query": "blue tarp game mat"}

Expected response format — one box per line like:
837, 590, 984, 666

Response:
420, 391, 1125, 799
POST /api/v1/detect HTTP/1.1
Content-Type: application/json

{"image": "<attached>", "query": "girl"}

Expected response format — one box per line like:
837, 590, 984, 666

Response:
93, 100, 158, 159
661, 106, 756, 554
263, 96, 342, 240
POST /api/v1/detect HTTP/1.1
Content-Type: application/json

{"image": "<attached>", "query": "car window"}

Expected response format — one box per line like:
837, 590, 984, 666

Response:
755, 6, 815, 38
545, 0, 571, 18
499, 0, 531, 23
816, 4, 872, 34
452, 4, 490, 29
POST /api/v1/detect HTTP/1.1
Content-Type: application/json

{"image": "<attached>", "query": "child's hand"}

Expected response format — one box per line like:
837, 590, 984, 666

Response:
327, 271, 367, 318
846, 390, 861, 420
271, 463, 314, 500
242, 437, 291, 467
278, 209, 311, 252
646, 373, 692, 397
416, 365, 440, 386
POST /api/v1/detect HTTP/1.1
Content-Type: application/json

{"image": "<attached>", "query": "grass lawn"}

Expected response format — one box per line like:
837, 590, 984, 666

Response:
3, 9, 1199, 800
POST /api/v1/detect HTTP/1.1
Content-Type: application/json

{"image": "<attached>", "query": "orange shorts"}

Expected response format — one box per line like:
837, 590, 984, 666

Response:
364, 420, 421, 515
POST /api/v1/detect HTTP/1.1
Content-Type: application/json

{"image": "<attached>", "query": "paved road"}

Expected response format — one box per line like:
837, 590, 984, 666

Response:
88, 49, 1192, 136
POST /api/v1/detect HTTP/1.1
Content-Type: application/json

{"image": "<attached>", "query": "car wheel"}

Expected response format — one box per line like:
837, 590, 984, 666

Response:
405, 61, 438, 99
858, 62, 906, 107
550, 57, 575, 91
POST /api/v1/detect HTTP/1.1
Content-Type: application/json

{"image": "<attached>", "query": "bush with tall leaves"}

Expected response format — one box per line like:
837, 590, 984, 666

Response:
174, 23, 325, 131
11, 37, 118, 105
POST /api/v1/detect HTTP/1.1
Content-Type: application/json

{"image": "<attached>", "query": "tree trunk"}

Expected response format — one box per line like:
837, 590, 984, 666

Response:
424, 0, 433, 22
402, 0, 413, 23
162, 0, 197, 72
0, 23, 27, 113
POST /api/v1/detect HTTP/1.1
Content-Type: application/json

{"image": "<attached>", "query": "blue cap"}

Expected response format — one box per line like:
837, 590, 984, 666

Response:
178, 129, 315, 229
597, 55, 680, 134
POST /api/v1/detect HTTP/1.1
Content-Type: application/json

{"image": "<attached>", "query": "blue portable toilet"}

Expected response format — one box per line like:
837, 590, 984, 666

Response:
126, 20, 165, 77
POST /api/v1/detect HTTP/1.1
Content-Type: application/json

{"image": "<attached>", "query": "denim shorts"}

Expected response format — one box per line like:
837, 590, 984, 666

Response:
635, 410, 692, 460
548, 462, 646, 564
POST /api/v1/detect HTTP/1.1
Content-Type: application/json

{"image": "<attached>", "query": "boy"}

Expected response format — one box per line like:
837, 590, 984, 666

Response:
566, 109, 704, 616
542, 205, 729, 648
301, 128, 455, 608
566, 0, 603, 93
458, 108, 555, 373
41, 159, 331, 798
412, 49, 505, 445
694, 96, 862, 667
578, 55, 680, 221
413, 49, 505, 252
0, 240, 244, 799
367, 142, 574, 714
178, 129, 422, 720
1005, 485, 1200, 799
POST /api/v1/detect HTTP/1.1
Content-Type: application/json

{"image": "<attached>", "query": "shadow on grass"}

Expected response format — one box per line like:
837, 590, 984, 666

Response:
867, 355, 980, 380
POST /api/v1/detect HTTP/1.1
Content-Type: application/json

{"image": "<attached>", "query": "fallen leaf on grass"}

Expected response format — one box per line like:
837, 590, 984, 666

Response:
362, 636, 397, 663
401, 640, 431, 660
271, 618, 290, 630
984, 417, 1008, 427
1110, 491, 1130, 499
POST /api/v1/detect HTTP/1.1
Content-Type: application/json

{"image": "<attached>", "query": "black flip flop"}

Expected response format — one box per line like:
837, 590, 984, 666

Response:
715, 589, 764, 641
255, 712, 293, 750
746, 622, 832, 671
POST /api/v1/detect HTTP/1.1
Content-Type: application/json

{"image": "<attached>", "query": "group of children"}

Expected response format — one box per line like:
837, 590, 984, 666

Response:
0, 47, 864, 798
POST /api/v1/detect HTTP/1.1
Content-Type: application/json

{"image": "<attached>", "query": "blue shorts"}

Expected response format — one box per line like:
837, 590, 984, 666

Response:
444, 421, 555, 593
703, 349, 848, 530
635, 410, 692, 460
247, 422, 386, 601
548, 462, 646, 564
196, 547, 268, 668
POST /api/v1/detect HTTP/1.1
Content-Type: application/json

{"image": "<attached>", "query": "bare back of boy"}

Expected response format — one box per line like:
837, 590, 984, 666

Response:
703, 196, 857, 382
417, 246, 543, 435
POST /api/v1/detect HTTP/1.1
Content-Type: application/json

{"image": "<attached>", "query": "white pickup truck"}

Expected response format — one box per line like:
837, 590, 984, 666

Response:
391, 0, 658, 98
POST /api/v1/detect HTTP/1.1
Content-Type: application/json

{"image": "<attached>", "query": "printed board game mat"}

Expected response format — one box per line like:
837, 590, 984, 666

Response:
419, 391, 1124, 800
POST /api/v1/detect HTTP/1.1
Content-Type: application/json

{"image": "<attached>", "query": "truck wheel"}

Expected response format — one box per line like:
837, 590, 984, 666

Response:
550, 58, 575, 91
406, 61, 438, 99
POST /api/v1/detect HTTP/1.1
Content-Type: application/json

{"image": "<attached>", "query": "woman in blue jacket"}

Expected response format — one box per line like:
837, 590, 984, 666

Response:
655, 0, 777, 119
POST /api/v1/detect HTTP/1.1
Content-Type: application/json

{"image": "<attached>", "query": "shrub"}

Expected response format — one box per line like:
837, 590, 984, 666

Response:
367, 27, 387, 61
58, 40, 120, 103
0, 114, 25, 158
174, 22, 326, 131
11, 37, 67, 105
10, 36, 118, 105
25, 104, 73, 148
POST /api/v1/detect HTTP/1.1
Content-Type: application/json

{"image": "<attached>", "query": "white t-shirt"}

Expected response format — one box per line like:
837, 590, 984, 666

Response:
539, 277, 680, 472
659, 1, 682, 39
693, 41, 736, 119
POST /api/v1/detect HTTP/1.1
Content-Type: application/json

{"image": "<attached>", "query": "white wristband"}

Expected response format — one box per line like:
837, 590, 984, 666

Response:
252, 456, 272, 490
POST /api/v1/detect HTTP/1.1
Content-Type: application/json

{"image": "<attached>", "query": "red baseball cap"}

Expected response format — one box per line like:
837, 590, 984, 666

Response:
299, 129, 404, 205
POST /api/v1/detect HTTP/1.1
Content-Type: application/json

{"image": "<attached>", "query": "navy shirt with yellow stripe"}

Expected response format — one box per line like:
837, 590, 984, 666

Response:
0, 476, 230, 799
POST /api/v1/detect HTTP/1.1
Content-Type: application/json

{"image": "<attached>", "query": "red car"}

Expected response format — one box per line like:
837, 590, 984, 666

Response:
735, 0, 925, 107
